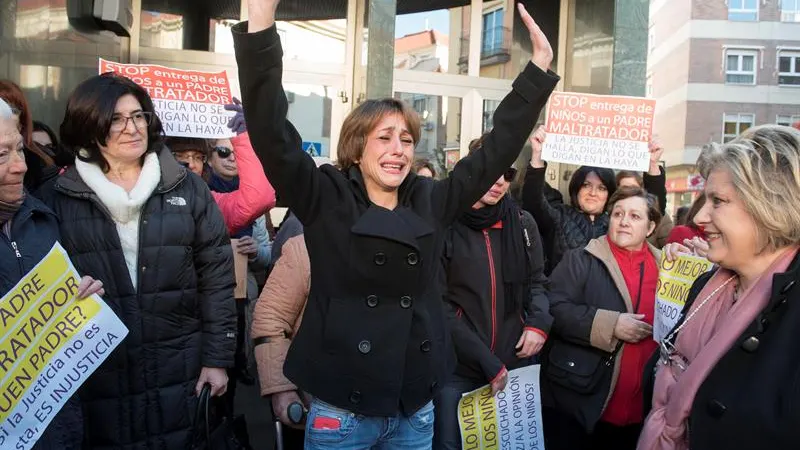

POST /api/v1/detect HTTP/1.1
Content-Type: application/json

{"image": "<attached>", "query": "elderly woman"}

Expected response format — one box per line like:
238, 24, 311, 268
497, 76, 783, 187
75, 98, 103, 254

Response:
234, 0, 557, 447
44, 73, 236, 449
541, 187, 662, 450
638, 125, 800, 450
0, 99, 104, 448
525, 127, 665, 273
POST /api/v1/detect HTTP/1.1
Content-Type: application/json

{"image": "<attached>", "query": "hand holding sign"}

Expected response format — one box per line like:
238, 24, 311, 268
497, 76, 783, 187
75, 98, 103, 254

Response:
518, 4, 553, 72
529, 126, 546, 169
490, 367, 509, 396
76, 276, 104, 299
225, 98, 247, 135
648, 138, 664, 174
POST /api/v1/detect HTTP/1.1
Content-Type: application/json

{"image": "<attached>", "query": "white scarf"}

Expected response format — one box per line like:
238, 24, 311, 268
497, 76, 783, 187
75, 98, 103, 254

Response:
75, 153, 161, 290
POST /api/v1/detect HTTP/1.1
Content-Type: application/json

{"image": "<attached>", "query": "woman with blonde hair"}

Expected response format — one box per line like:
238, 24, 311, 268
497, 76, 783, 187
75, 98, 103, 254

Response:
639, 124, 800, 450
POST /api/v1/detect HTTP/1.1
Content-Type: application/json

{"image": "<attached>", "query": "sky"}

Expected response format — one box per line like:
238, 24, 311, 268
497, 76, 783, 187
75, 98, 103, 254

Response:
394, 10, 450, 38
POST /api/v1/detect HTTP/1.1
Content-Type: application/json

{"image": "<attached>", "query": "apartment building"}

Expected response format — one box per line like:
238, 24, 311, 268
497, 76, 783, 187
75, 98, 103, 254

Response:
648, 0, 800, 211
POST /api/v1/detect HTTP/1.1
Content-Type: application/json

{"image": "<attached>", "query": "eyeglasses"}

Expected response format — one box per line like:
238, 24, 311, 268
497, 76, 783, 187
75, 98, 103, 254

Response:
110, 111, 154, 132
658, 339, 689, 378
503, 167, 518, 182
213, 146, 233, 159
174, 152, 207, 164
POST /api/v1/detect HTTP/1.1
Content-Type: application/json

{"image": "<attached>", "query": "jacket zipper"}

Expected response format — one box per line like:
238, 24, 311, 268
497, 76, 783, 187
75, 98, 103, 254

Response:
483, 230, 498, 352
9, 240, 24, 274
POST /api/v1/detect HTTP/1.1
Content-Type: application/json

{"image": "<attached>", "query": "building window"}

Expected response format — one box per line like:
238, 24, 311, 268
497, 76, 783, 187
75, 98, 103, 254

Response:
723, 113, 754, 142
413, 98, 426, 116
725, 49, 757, 84
482, 100, 501, 132
778, 51, 800, 86
728, 0, 758, 21
782, 0, 800, 22
777, 115, 800, 126
482, 9, 505, 56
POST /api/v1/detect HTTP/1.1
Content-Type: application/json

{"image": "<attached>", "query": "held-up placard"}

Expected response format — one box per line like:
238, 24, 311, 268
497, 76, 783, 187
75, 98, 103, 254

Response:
543, 92, 656, 171
653, 253, 714, 342
99, 59, 235, 139
458, 365, 545, 450
0, 244, 128, 450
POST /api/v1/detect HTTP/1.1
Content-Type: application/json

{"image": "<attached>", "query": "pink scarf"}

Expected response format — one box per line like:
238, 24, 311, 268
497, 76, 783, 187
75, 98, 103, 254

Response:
637, 247, 799, 450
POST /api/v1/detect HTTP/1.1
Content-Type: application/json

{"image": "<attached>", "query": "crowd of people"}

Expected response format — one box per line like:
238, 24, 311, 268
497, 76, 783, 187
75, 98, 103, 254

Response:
1, 0, 800, 449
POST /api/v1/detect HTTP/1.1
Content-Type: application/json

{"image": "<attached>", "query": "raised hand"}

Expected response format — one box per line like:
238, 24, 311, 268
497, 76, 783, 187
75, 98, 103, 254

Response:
529, 125, 547, 168
518, 3, 554, 72
225, 97, 246, 135
248, 0, 281, 33
648, 137, 664, 174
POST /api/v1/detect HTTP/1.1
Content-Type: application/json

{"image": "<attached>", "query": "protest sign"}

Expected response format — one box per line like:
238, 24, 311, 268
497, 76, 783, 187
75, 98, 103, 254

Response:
653, 253, 714, 342
99, 59, 235, 139
543, 92, 656, 171
0, 244, 128, 450
458, 365, 545, 450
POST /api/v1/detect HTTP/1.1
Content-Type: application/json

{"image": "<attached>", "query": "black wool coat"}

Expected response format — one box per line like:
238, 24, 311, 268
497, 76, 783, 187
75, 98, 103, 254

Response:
45, 148, 237, 449
232, 23, 559, 416
644, 252, 800, 450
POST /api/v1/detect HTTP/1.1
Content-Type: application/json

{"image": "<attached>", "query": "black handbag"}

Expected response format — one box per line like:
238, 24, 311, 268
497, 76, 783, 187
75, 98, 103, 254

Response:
545, 262, 646, 395
192, 384, 251, 450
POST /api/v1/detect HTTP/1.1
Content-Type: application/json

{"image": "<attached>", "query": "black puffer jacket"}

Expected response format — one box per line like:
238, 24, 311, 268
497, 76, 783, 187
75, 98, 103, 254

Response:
522, 166, 666, 274
44, 148, 237, 450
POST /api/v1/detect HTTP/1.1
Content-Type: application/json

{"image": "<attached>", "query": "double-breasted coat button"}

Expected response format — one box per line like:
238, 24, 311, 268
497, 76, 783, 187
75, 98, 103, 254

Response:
781, 280, 796, 294
374, 252, 387, 266
406, 252, 419, 266
366, 295, 379, 307
420, 340, 431, 352
707, 399, 727, 418
742, 336, 760, 352
358, 340, 372, 354
349, 390, 362, 404
430, 381, 438, 391
400, 296, 413, 309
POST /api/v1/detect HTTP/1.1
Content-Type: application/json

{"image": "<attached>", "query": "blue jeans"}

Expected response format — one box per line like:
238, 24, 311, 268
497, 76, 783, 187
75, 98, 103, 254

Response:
304, 399, 434, 450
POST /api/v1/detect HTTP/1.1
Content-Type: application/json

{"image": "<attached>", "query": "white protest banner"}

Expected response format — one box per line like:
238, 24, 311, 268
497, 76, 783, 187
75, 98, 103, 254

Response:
458, 365, 545, 450
653, 253, 714, 342
99, 58, 235, 139
0, 243, 128, 450
543, 92, 656, 171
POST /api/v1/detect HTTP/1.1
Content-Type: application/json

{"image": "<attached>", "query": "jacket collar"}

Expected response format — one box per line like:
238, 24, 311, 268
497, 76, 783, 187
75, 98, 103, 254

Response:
346, 165, 419, 207
56, 144, 186, 197
585, 236, 662, 313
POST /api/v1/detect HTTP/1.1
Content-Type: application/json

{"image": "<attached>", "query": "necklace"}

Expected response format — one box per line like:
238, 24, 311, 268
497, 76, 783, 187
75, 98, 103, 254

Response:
659, 274, 738, 373
663, 274, 738, 344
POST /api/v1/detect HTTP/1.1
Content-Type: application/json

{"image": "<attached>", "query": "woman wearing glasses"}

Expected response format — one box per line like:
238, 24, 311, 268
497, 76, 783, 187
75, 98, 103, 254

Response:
43, 73, 237, 449
638, 125, 800, 450
541, 187, 661, 450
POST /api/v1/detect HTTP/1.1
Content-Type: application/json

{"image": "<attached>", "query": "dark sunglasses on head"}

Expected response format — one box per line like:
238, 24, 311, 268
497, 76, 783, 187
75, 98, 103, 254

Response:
503, 167, 518, 182
214, 146, 233, 159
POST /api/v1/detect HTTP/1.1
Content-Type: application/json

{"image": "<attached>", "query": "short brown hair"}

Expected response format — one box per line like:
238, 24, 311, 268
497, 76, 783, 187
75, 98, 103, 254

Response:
337, 98, 420, 171
607, 186, 662, 229
166, 137, 209, 156
615, 170, 643, 187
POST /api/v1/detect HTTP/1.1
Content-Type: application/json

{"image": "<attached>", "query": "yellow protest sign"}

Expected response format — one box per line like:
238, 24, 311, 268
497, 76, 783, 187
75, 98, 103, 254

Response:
0, 243, 128, 450
653, 253, 714, 341
458, 365, 544, 449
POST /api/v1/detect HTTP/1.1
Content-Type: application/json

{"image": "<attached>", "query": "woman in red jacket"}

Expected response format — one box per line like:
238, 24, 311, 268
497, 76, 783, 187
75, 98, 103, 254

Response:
542, 186, 662, 450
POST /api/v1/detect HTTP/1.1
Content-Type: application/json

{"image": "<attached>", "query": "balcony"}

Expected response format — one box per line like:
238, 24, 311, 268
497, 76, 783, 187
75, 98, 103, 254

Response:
457, 26, 512, 71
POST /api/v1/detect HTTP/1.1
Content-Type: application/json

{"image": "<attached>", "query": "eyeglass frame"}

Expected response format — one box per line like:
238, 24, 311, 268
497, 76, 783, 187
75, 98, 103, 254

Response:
110, 111, 154, 132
